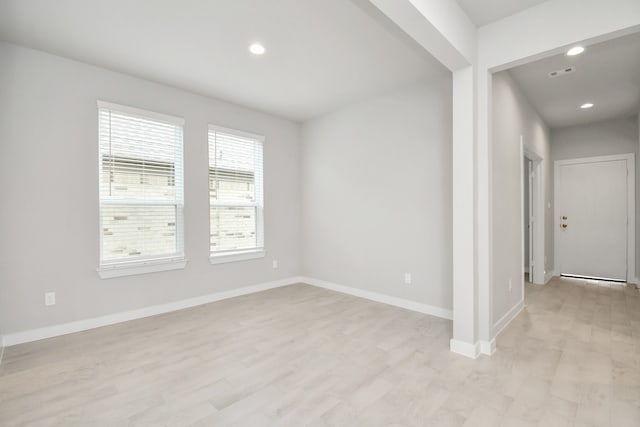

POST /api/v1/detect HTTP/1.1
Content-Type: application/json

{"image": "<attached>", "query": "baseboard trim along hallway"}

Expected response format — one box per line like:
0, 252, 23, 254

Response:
492, 298, 525, 338
544, 271, 555, 284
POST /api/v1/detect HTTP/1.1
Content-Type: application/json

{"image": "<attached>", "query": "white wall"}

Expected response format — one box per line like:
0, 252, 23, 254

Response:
300, 78, 453, 311
491, 71, 552, 326
0, 43, 302, 335
551, 117, 639, 160
551, 116, 640, 277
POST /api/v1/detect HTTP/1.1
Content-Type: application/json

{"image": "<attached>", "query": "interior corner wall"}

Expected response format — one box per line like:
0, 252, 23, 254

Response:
300, 77, 453, 311
550, 116, 640, 279
491, 71, 552, 326
0, 42, 302, 335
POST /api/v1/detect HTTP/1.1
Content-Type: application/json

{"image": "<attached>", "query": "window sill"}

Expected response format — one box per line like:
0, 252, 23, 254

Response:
209, 249, 265, 265
97, 257, 188, 279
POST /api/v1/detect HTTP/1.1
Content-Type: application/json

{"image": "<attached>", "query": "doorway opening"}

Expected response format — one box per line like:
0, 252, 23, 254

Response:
524, 157, 532, 284
521, 140, 545, 289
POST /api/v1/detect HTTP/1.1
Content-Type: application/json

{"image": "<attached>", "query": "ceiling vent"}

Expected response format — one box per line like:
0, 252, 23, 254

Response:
548, 66, 576, 78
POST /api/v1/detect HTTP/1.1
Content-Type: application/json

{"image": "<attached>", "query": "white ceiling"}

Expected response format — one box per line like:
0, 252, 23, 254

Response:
0, 0, 448, 122
456, 0, 549, 27
508, 31, 640, 129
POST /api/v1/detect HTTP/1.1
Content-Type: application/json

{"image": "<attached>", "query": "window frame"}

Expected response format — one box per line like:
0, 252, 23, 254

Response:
208, 124, 265, 264
96, 100, 187, 278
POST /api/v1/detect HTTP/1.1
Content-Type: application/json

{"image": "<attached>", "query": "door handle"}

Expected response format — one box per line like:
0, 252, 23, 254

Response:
562, 216, 567, 220
562, 224, 568, 228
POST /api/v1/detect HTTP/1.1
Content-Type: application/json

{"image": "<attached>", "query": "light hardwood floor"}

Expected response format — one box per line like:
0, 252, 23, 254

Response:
1, 279, 639, 426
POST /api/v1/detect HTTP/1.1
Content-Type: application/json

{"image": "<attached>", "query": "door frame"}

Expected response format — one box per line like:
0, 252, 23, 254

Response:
525, 159, 534, 277
553, 153, 635, 283
521, 138, 545, 286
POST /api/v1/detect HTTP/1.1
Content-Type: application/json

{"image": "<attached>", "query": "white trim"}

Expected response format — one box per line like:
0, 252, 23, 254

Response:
209, 249, 265, 265
209, 201, 261, 208
479, 339, 496, 356
450, 339, 480, 359
544, 270, 555, 284
554, 153, 635, 283
1, 276, 454, 347
300, 276, 453, 320
521, 139, 546, 286
492, 298, 524, 338
0, 336, 5, 365
208, 124, 265, 142
97, 100, 185, 125
97, 258, 188, 279
520, 139, 526, 299
1, 276, 302, 347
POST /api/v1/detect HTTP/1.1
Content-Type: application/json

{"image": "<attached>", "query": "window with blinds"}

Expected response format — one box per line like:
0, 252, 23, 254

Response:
98, 101, 185, 266
208, 125, 264, 256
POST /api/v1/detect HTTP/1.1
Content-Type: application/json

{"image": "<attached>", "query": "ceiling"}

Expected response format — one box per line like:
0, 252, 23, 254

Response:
0, 0, 448, 122
508, 31, 640, 129
456, 0, 549, 27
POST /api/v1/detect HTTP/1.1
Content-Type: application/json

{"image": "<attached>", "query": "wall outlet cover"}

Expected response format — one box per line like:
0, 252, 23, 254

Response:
45, 292, 56, 306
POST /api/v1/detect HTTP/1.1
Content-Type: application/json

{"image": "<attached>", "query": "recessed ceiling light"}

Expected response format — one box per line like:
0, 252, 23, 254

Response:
580, 102, 594, 109
249, 43, 265, 55
567, 46, 585, 56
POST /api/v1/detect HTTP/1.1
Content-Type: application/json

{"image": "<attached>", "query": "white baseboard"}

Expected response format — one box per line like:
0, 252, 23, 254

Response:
0, 336, 5, 365
492, 298, 524, 338
449, 338, 495, 358
1, 275, 453, 349
1, 276, 303, 347
299, 276, 453, 320
479, 339, 496, 356
544, 271, 555, 284
450, 339, 479, 359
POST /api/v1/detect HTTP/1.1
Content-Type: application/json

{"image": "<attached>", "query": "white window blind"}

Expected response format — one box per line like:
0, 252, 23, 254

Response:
98, 101, 185, 266
208, 125, 264, 256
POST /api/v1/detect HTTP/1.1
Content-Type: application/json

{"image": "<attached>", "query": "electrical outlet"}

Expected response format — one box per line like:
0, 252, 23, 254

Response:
508, 279, 513, 292
404, 273, 412, 284
272, 259, 278, 269
45, 292, 56, 306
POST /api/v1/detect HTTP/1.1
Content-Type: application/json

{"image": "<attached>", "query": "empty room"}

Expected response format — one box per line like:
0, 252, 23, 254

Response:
0, 1, 639, 426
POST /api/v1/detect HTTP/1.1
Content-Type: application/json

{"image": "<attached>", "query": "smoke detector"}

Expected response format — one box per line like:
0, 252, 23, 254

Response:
548, 66, 576, 78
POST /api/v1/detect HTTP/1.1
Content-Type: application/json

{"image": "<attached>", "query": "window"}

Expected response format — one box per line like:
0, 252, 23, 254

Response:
97, 101, 186, 278
208, 125, 264, 263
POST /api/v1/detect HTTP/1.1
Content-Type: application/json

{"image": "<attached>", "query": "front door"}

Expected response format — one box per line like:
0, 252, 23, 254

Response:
557, 158, 628, 281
